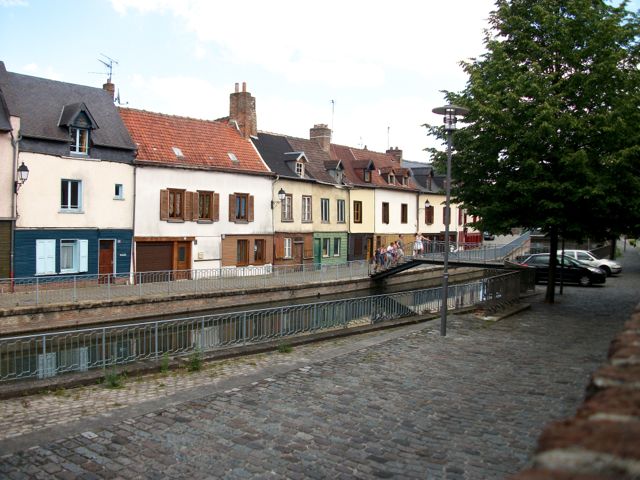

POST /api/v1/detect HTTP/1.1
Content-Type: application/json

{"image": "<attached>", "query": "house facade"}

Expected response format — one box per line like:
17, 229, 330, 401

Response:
0, 62, 137, 279
119, 98, 274, 275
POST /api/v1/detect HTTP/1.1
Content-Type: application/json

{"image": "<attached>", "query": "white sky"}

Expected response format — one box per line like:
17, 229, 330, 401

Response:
1, 0, 637, 161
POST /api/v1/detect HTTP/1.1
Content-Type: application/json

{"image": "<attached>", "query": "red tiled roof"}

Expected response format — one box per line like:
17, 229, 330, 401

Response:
330, 143, 419, 190
118, 108, 270, 173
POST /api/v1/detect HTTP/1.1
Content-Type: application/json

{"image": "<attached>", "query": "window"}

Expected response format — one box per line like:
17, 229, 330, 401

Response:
302, 196, 312, 223
35, 239, 56, 275
382, 202, 389, 224
254, 239, 265, 263
284, 238, 292, 259
388, 173, 396, 184
114, 184, 124, 200
59, 239, 88, 274
237, 239, 249, 266
353, 201, 363, 224
198, 191, 214, 221
321, 198, 330, 223
425, 206, 434, 225
364, 169, 371, 183
282, 194, 293, 222
168, 189, 185, 220
61, 179, 82, 211
233, 193, 253, 222
333, 238, 341, 257
295, 162, 305, 177
69, 127, 89, 155
337, 199, 345, 223
322, 238, 330, 257
401, 203, 408, 224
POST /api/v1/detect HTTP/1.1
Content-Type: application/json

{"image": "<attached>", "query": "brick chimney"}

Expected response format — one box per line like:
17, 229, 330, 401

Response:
310, 124, 331, 153
386, 146, 402, 163
229, 82, 257, 138
103, 79, 115, 100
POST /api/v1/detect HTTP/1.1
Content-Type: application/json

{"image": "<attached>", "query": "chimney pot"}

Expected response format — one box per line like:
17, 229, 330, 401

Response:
310, 124, 332, 153
242, 82, 246, 92
103, 80, 115, 101
235, 83, 239, 93
229, 82, 257, 138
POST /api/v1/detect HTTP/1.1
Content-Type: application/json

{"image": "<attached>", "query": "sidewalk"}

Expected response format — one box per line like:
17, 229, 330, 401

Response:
0, 247, 638, 478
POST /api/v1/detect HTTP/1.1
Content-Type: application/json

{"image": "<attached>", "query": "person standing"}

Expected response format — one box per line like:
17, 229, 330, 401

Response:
414, 233, 424, 255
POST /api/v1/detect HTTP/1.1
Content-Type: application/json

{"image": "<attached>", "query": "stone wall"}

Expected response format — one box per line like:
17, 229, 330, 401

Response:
512, 303, 640, 479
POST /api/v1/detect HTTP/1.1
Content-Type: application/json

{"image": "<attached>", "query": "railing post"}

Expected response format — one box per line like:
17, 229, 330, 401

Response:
108, 273, 112, 301
242, 312, 247, 346
35, 277, 39, 306
154, 321, 159, 360
201, 316, 205, 350
42, 334, 47, 377
138, 272, 142, 297
73, 276, 77, 303
102, 327, 106, 369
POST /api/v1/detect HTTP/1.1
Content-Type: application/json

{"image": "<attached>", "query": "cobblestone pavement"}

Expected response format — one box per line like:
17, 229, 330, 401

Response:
1, 247, 639, 479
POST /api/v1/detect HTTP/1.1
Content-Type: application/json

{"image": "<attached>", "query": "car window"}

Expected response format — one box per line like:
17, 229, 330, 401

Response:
530, 255, 549, 265
577, 252, 592, 261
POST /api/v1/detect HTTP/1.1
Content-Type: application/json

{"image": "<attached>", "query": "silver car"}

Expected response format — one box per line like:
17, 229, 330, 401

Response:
558, 249, 622, 276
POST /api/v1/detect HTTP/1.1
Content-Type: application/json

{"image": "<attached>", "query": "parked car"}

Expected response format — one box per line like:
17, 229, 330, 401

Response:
483, 232, 495, 241
510, 253, 606, 286
557, 249, 621, 276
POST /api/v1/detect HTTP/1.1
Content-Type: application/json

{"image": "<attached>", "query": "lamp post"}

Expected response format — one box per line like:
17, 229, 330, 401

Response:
271, 187, 286, 209
14, 162, 29, 193
432, 105, 469, 336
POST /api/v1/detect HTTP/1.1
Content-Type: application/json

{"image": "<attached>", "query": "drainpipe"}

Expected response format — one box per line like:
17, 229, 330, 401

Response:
131, 162, 137, 283
9, 130, 21, 286
271, 174, 279, 262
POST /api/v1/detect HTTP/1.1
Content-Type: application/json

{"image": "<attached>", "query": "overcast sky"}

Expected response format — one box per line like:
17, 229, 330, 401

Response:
1, 0, 637, 162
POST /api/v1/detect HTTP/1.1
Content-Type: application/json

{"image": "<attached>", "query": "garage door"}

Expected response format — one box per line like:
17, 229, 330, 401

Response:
136, 242, 172, 282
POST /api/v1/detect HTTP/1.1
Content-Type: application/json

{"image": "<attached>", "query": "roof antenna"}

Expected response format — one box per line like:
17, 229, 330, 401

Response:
387, 126, 390, 150
98, 54, 118, 82
330, 99, 335, 134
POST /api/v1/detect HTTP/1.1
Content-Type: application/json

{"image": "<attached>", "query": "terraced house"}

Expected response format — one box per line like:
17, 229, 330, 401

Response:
119, 84, 274, 275
0, 62, 137, 279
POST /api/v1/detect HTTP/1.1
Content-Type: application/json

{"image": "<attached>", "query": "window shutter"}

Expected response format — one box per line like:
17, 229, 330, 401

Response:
304, 235, 313, 259
79, 239, 89, 272
160, 190, 169, 221
184, 191, 193, 221
36, 239, 56, 275
275, 237, 284, 259
248, 195, 254, 222
229, 194, 236, 222
191, 192, 199, 221
213, 193, 220, 222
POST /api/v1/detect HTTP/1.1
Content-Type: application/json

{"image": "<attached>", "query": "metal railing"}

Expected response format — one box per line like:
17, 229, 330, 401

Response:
0, 261, 370, 308
0, 271, 526, 382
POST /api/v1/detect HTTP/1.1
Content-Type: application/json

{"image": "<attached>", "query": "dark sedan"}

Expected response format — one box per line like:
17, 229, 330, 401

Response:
510, 253, 606, 286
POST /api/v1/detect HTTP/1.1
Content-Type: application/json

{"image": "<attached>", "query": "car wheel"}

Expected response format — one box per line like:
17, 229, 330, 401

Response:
600, 265, 612, 276
579, 275, 592, 287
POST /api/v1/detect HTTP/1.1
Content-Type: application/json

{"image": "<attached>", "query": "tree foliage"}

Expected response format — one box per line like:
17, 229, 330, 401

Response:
427, 0, 640, 302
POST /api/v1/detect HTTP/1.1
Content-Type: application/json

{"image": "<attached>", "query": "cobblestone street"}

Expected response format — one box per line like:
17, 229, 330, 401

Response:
1, 247, 639, 479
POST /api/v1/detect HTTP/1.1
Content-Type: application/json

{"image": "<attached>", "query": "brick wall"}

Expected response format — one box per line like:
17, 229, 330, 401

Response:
512, 303, 640, 479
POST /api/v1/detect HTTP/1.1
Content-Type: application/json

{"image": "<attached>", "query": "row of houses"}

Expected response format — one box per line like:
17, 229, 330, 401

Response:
0, 62, 479, 280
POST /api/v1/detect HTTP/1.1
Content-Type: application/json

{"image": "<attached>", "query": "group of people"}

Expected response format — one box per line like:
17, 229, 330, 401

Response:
372, 234, 432, 272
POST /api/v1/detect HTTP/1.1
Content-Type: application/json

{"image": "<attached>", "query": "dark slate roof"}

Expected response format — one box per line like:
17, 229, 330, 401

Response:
0, 87, 11, 132
402, 159, 443, 193
0, 62, 135, 150
284, 136, 337, 184
252, 132, 313, 179
58, 102, 98, 128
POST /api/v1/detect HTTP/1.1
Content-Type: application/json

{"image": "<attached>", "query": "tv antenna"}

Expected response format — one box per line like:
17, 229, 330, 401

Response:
89, 54, 119, 82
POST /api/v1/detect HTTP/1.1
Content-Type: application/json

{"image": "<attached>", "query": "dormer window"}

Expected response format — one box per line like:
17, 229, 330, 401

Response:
388, 173, 396, 184
69, 127, 89, 155
364, 169, 371, 183
295, 161, 304, 177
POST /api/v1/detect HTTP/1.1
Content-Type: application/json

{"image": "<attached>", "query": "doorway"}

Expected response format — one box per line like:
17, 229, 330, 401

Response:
98, 240, 115, 282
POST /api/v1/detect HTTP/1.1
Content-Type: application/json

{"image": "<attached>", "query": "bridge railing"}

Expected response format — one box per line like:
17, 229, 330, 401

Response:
0, 271, 528, 383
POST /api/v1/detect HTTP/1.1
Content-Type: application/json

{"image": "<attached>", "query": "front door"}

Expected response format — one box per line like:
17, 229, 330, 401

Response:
175, 241, 191, 279
366, 237, 373, 261
99, 240, 114, 282
314, 239, 322, 264
294, 243, 303, 266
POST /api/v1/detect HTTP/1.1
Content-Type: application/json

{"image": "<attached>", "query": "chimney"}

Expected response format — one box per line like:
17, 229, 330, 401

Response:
310, 124, 331, 153
229, 81, 257, 138
103, 79, 115, 101
386, 146, 402, 163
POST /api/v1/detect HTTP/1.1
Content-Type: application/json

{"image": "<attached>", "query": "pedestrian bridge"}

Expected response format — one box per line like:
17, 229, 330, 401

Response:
370, 233, 531, 280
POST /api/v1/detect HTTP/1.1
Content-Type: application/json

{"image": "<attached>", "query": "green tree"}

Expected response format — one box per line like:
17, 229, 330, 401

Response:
427, 0, 640, 303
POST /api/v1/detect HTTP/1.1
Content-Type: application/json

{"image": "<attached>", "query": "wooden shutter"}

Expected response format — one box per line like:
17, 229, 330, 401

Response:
36, 239, 56, 275
248, 195, 254, 222
229, 194, 236, 222
274, 236, 284, 259
159, 189, 169, 221
79, 239, 89, 272
213, 193, 220, 222
303, 235, 313, 259
184, 191, 193, 221
191, 192, 199, 221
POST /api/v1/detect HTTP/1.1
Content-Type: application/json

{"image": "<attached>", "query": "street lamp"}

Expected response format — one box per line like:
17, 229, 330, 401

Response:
271, 187, 286, 209
14, 162, 29, 193
432, 105, 469, 336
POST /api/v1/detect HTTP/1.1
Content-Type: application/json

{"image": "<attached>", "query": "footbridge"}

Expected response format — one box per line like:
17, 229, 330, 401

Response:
370, 232, 531, 281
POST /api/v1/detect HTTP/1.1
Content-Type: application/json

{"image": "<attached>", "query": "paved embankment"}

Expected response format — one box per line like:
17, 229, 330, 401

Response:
0, 247, 638, 479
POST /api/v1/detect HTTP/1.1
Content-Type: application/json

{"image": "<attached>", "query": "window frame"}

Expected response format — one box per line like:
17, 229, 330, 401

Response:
322, 238, 330, 257
302, 196, 312, 223
198, 190, 214, 221
60, 179, 82, 212
333, 238, 341, 257
254, 239, 265, 264
382, 202, 390, 224
295, 162, 305, 177
59, 239, 88, 274
337, 199, 346, 223
363, 169, 371, 183
282, 193, 293, 222
284, 238, 292, 259
236, 239, 249, 266
235, 193, 249, 221
321, 198, 330, 223
114, 183, 124, 200
168, 188, 185, 220
353, 200, 363, 224
425, 205, 435, 225
401, 203, 408, 224
69, 127, 89, 155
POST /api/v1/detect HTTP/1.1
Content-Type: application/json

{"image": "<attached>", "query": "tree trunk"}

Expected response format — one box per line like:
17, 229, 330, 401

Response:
545, 225, 559, 304
609, 237, 617, 260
